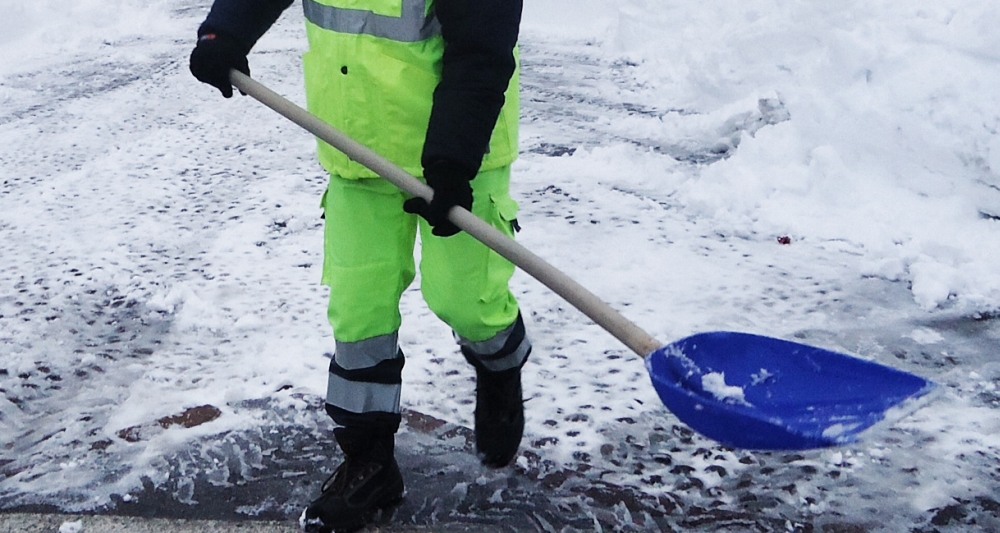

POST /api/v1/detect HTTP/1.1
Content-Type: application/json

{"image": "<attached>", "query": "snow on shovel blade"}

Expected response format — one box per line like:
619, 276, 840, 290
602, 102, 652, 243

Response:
645, 331, 936, 450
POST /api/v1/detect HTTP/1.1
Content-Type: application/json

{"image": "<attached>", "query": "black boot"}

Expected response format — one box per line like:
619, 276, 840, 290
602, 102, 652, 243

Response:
472, 365, 525, 467
461, 315, 531, 468
301, 429, 404, 533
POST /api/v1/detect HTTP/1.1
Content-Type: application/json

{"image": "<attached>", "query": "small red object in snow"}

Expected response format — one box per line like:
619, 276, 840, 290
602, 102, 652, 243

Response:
777, 236, 792, 245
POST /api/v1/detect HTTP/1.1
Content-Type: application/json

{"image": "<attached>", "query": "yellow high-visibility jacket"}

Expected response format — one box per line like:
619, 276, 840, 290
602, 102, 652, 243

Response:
301, 0, 520, 179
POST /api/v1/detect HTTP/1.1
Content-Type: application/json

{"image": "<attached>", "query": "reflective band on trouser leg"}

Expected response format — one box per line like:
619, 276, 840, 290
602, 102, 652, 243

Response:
334, 332, 400, 371
302, 0, 440, 43
325, 334, 404, 434
460, 313, 531, 372
327, 372, 401, 414
321, 172, 413, 435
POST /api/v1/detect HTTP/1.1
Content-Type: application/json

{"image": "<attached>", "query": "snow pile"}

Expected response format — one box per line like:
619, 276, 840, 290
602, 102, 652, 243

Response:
1, 0, 186, 76
528, 0, 1000, 313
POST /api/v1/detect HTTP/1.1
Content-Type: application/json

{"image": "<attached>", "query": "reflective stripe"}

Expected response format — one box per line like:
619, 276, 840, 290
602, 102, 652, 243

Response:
460, 320, 531, 373
303, 0, 440, 43
327, 372, 402, 414
335, 333, 399, 371
472, 336, 530, 372
459, 317, 519, 357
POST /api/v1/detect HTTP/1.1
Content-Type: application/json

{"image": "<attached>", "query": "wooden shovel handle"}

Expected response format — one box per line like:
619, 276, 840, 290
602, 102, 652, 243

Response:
230, 70, 662, 358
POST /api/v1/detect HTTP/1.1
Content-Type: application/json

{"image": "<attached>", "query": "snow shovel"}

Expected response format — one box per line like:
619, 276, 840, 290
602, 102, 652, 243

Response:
228, 71, 936, 450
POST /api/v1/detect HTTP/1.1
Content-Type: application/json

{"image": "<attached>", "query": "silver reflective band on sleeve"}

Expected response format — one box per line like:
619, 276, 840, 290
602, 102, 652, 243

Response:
327, 372, 402, 414
335, 333, 399, 371
303, 0, 441, 42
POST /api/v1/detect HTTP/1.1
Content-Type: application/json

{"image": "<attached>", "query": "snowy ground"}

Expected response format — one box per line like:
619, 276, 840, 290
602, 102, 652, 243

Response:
2, 0, 1000, 531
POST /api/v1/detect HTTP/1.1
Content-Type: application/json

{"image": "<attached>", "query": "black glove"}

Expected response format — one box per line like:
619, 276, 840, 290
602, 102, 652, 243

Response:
403, 160, 475, 237
189, 32, 250, 98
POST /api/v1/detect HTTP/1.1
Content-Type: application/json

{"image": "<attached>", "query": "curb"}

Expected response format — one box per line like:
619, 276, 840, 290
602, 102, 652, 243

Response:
0, 513, 481, 533
0, 514, 297, 533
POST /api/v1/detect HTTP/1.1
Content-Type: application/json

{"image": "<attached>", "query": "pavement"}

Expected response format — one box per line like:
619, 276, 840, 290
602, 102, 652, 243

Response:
5, 366, 1000, 533
0, 409, 670, 532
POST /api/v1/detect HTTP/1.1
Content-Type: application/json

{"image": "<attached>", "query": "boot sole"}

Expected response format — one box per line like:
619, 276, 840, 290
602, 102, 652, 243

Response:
312, 489, 405, 533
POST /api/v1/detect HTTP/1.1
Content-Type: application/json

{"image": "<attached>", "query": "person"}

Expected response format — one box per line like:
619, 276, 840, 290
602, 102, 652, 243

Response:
189, 0, 531, 531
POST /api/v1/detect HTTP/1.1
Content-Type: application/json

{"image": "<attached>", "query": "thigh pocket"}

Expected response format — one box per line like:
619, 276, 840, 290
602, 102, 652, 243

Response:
486, 193, 520, 238
478, 193, 521, 302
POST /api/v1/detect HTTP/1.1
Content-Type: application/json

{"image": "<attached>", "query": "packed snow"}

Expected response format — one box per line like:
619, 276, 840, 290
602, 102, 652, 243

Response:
2, 0, 999, 530
700, 372, 750, 406
57, 520, 83, 533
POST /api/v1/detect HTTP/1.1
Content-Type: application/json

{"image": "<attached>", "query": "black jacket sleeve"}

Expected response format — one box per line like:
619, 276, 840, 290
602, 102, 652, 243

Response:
421, 0, 523, 177
198, 0, 295, 52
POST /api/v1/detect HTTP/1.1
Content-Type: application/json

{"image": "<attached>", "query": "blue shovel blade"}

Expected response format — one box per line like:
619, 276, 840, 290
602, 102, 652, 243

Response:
645, 331, 936, 450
